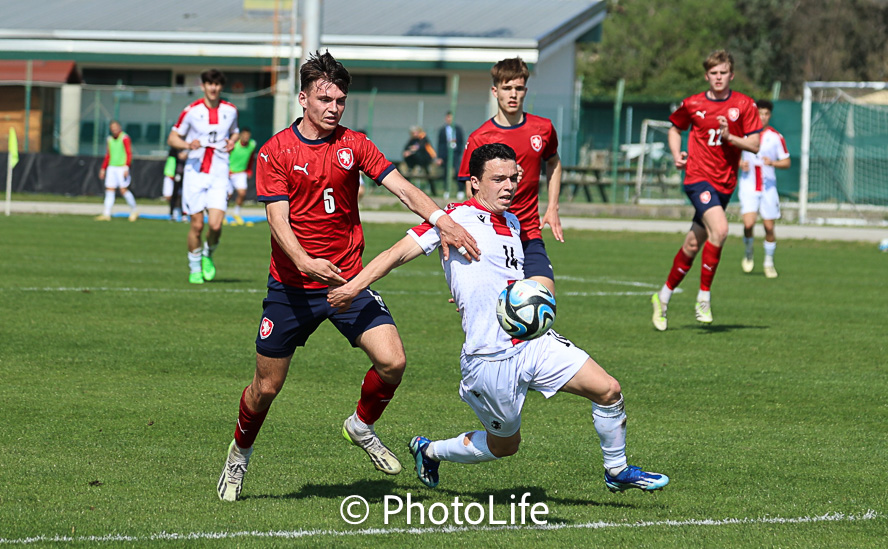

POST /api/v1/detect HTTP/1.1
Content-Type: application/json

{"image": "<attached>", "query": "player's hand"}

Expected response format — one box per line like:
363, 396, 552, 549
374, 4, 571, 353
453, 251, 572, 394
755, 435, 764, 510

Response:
300, 257, 348, 286
98, 168, 105, 180
762, 156, 772, 166
123, 168, 129, 180
225, 138, 236, 152
540, 208, 564, 243
436, 215, 480, 261
739, 159, 749, 172
188, 139, 202, 150
516, 163, 524, 184
327, 283, 357, 312
447, 296, 460, 311
717, 115, 732, 143
674, 151, 688, 170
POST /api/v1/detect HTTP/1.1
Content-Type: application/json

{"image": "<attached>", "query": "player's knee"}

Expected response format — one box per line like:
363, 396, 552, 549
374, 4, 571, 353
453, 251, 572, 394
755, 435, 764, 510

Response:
488, 435, 520, 458
375, 356, 406, 384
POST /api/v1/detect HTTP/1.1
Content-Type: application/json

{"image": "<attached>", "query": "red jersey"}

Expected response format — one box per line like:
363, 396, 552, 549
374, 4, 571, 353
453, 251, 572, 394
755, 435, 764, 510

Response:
256, 122, 395, 289
669, 90, 761, 193
458, 113, 558, 241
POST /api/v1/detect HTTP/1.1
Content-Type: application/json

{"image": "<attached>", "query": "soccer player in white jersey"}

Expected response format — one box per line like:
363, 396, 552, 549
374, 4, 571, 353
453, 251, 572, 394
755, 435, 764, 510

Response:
328, 143, 669, 493
168, 69, 239, 284
738, 100, 790, 278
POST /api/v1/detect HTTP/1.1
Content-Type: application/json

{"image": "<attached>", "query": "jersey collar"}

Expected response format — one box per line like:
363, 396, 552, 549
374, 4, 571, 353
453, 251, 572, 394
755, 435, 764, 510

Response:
490, 113, 527, 130
291, 118, 337, 144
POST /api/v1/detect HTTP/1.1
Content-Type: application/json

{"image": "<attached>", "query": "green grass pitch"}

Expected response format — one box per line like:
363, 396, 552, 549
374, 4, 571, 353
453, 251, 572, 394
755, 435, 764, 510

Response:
0, 214, 885, 547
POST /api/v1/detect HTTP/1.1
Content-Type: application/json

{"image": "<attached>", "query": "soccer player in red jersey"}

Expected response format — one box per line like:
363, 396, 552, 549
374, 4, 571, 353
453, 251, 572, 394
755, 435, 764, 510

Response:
216, 51, 480, 502
651, 50, 762, 330
459, 57, 563, 296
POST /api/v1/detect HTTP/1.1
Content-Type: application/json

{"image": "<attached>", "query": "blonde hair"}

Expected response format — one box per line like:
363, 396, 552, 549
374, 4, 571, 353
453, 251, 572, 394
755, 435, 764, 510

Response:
703, 50, 734, 73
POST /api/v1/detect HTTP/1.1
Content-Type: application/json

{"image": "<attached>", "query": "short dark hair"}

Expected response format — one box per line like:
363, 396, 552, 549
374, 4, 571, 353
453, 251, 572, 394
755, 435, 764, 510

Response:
300, 50, 351, 95
491, 57, 529, 87
240, 126, 251, 133
468, 143, 517, 181
756, 99, 774, 111
201, 69, 226, 85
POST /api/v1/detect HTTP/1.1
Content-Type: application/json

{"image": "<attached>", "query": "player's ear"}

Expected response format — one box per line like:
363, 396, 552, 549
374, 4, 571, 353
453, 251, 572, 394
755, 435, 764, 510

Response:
471, 176, 481, 194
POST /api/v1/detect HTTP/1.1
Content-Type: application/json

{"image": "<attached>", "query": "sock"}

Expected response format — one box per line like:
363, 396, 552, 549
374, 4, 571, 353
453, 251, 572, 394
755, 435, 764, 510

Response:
188, 248, 202, 273
665, 248, 695, 291
592, 396, 627, 471
234, 204, 242, 216
233, 386, 269, 449
356, 366, 400, 425
763, 240, 776, 266
658, 285, 673, 307
427, 431, 498, 464
123, 190, 137, 209
699, 241, 723, 292
697, 289, 711, 302
203, 241, 218, 258
103, 190, 115, 216
743, 236, 754, 258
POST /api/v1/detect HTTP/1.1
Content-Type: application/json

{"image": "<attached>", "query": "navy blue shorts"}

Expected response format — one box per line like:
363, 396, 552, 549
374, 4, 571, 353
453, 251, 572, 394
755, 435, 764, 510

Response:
684, 181, 734, 226
255, 286, 396, 358
522, 238, 554, 280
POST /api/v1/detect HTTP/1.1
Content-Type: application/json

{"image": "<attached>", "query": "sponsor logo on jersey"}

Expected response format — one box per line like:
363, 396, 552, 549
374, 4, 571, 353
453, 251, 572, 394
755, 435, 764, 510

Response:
695, 110, 707, 119
700, 190, 712, 204
530, 135, 543, 152
259, 317, 274, 339
728, 107, 740, 122
337, 148, 355, 170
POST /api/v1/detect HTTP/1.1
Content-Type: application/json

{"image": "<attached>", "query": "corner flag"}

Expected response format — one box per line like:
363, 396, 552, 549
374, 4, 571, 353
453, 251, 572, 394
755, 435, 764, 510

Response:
8, 128, 18, 169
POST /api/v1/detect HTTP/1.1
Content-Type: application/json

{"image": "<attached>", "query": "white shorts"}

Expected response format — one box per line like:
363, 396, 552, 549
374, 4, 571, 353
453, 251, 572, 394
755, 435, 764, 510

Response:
458, 330, 589, 438
104, 166, 131, 189
162, 176, 174, 198
739, 179, 780, 219
228, 172, 248, 194
182, 163, 229, 215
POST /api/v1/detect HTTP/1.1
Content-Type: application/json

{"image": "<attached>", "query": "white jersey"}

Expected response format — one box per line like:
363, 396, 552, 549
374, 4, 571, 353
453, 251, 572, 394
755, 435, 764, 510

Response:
739, 126, 789, 191
409, 198, 524, 358
171, 98, 239, 176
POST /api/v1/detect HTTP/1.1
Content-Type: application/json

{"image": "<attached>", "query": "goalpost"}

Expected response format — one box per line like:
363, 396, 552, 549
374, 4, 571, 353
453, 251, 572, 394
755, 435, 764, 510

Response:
633, 119, 680, 203
800, 82, 888, 224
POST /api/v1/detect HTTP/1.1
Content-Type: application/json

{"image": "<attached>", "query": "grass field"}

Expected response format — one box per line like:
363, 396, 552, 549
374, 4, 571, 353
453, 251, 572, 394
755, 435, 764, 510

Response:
1, 214, 885, 547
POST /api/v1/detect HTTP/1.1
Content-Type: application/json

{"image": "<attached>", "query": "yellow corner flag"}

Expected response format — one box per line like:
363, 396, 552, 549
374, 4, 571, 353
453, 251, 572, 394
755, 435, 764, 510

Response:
8, 128, 19, 169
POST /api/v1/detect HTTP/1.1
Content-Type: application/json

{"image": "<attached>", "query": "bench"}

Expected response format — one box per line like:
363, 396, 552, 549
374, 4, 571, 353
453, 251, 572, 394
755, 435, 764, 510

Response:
560, 166, 674, 203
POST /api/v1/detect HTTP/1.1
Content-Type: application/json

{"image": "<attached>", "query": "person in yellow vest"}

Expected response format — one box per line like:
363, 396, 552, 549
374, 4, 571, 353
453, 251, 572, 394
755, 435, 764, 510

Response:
96, 120, 138, 221
227, 127, 257, 225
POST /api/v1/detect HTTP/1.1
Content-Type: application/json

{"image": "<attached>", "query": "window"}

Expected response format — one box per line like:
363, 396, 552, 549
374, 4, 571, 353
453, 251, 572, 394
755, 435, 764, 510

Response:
82, 69, 172, 87
350, 75, 446, 95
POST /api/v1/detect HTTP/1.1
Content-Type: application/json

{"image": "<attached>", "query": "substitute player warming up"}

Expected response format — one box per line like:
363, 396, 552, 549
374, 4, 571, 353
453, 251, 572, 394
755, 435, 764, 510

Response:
651, 50, 761, 330
217, 51, 479, 502
329, 144, 668, 493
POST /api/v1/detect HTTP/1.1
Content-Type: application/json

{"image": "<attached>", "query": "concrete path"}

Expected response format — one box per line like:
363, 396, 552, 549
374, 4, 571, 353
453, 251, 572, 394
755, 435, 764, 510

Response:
5, 199, 887, 243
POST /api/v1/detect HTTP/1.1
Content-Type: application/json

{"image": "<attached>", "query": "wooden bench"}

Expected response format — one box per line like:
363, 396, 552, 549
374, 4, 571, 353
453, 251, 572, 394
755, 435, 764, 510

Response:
559, 166, 674, 203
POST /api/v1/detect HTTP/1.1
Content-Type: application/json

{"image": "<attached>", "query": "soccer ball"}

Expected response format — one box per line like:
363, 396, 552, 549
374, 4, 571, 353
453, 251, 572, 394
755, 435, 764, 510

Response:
496, 279, 556, 340
880, 238, 888, 252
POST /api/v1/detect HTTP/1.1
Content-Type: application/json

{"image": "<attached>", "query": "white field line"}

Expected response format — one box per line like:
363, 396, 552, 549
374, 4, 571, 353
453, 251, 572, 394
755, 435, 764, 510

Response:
0, 510, 880, 544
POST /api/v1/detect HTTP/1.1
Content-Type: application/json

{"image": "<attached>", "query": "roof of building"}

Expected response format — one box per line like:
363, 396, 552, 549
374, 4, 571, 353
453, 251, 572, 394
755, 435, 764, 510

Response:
0, 0, 605, 69
0, 60, 80, 83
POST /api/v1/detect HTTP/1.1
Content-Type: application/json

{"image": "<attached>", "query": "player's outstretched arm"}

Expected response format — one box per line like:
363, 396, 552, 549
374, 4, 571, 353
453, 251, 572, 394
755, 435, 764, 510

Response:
266, 201, 348, 286
540, 154, 564, 242
379, 170, 480, 261
327, 236, 424, 312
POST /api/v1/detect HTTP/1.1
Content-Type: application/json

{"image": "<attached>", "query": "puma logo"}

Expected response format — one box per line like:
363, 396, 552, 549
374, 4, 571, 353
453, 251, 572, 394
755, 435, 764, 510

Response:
695, 110, 706, 119
259, 152, 269, 162
293, 162, 308, 174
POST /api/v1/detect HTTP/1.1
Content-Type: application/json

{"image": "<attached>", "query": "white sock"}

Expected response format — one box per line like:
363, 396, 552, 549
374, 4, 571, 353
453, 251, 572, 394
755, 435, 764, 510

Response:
697, 289, 711, 302
592, 397, 627, 471
234, 204, 242, 216
203, 241, 218, 258
123, 190, 137, 209
103, 190, 115, 216
743, 236, 754, 257
426, 431, 498, 464
188, 248, 202, 274
348, 412, 373, 435
763, 241, 776, 266
658, 285, 673, 306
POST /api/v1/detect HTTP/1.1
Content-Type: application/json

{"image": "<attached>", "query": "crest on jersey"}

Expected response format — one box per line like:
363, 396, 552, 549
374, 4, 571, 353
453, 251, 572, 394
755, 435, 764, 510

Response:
337, 148, 355, 170
728, 107, 740, 122
530, 135, 543, 152
700, 191, 712, 204
259, 317, 274, 339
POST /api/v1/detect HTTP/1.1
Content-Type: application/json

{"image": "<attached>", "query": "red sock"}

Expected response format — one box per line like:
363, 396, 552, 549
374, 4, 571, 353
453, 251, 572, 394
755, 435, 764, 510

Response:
666, 248, 695, 290
356, 366, 400, 425
233, 386, 269, 449
700, 241, 723, 291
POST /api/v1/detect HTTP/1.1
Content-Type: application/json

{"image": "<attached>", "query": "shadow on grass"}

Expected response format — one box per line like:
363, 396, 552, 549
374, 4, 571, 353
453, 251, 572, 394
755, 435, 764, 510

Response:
246, 481, 638, 513
693, 323, 769, 333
